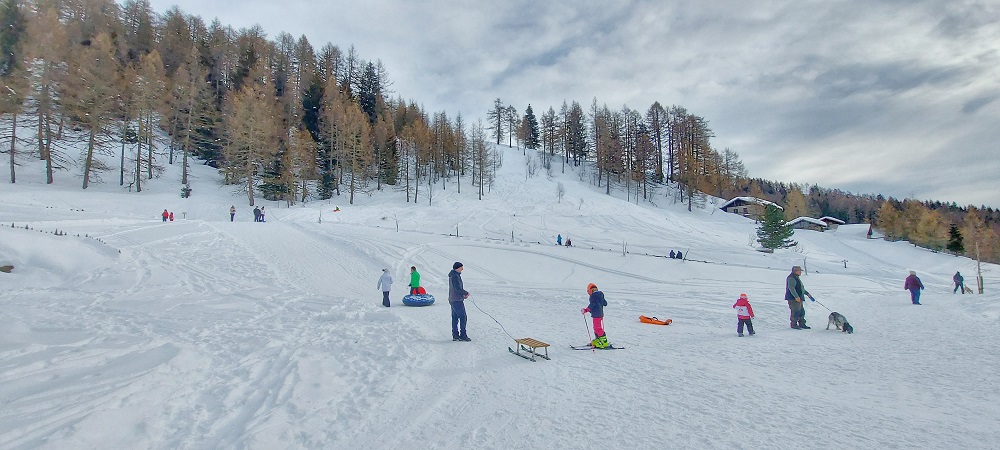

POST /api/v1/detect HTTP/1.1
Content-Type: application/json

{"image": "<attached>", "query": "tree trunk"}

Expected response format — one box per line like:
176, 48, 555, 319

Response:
43, 112, 53, 184
146, 112, 154, 180
8, 112, 16, 183
120, 121, 127, 186
83, 127, 96, 189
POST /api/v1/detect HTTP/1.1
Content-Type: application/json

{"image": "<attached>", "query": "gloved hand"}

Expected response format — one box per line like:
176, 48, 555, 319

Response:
581, 308, 589, 314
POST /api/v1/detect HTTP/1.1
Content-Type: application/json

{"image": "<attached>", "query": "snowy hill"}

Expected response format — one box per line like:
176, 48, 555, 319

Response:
1, 145, 998, 449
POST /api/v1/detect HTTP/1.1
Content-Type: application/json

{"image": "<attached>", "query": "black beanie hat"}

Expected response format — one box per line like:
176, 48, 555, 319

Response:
453, 262, 463, 269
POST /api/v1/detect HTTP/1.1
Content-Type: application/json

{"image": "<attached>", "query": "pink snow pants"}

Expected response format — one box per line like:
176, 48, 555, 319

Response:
592, 317, 605, 336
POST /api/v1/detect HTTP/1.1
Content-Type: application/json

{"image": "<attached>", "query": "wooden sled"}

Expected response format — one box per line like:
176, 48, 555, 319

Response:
640, 315, 672, 325
508, 337, 550, 362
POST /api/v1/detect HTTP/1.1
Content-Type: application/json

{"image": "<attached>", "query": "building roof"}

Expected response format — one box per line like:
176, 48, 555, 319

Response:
787, 217, 829, 227
719, 197, 783, 210
819, 216, 846, 224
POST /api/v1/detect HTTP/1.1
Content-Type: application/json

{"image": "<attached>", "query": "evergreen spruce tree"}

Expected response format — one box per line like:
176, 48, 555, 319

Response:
523, 104, 540, 150
947, 225, 964, 255
757, 204, 797, 250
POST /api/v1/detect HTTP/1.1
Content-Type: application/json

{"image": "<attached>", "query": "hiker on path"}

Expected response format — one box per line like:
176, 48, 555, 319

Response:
449, 262, 471, 341
785, 265, 814, 329
253, 207, 261, 222
377, 268, 393, 307
905, 271, 924, 305
409, 266, 421, 294
161, 209, 169, 222
259, 207, 265, 222
953, 271, 965, 294
230, 205, 236, 222
169, 211, 174, 222
557, 234, 562, 245
733, 293, 755, 337
669, 250, 676, 259
582, 283, 609, 348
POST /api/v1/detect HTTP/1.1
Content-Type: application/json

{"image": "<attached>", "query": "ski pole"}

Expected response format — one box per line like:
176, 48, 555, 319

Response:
582, 311, 594, 352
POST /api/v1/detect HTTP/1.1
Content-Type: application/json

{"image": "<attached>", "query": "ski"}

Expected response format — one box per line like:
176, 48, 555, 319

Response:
570, 345, 624, 350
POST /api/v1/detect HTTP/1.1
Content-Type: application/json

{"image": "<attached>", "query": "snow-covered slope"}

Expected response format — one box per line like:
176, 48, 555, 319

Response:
1, 145, 997, 449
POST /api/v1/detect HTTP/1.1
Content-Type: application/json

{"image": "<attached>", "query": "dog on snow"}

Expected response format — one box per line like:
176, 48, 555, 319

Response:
826, 312, 854, 334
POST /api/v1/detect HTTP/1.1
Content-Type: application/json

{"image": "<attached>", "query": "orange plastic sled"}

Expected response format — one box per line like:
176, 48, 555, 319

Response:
640, 315, 672, 325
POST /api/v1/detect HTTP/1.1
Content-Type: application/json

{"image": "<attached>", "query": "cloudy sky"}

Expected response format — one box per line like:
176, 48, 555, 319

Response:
147, 0, 1000, 207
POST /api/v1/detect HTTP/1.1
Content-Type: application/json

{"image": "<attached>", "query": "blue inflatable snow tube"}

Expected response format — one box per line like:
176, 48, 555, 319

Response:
402, 294, 436, 306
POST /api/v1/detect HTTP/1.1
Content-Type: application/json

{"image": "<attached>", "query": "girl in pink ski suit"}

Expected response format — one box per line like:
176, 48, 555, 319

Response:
733, 293, 755, 337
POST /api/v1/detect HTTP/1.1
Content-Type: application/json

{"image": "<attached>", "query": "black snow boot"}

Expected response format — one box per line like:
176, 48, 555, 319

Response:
790, 322, 801, 329
798, 320, 811, 329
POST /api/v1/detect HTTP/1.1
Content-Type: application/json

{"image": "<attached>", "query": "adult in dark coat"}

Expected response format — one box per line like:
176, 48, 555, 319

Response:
785, 265, 813, 329
905, 271, 924, 304
953, 272, 965, 294
448, 262, 470, 341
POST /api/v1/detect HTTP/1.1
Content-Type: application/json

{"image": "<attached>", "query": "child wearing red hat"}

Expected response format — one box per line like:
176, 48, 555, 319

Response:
733, 293, 755, 337
582, 283, 609, 348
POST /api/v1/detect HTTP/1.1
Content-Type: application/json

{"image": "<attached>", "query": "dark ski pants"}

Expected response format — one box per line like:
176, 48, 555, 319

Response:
909, 289, 921, 304
382, 291, 390, 307
230, 213, 235, 222
954, 282, 964, 294
787, 300, 806, 326
738, 318, 754, 335
450, 301, 468, 338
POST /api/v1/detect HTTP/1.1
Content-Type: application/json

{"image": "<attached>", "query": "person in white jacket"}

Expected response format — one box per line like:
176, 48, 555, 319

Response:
377, 268, 393, 307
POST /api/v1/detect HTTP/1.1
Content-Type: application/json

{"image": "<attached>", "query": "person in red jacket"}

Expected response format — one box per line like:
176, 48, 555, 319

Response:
733, 293, 755, 337
161, 209, 169, 222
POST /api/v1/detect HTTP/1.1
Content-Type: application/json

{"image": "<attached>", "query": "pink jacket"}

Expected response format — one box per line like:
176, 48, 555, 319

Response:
733, 298, 754, 319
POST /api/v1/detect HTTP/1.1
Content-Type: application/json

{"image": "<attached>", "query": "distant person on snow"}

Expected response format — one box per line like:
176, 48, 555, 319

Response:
260, 207, 265, 222
582, 283, 609, 348
409, 266, 421, 295
161, 209, 169, 222
169, 211, 174, 222
253, 206, 261, 222
557, 234, 562, 245
377, 268, 393, 307
230, 205, 236, 222
676, 251, 683, 260
733, 293, 755, 337
904, 271, 924, 305
669, 250, 676, 259
953, 271, 965, 294
449, 262, 471, 341
565, 238, 572, 247
785, 265, 814, 329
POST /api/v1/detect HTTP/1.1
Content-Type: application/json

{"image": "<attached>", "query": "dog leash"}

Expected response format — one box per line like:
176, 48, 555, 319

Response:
812, 297, 833, 312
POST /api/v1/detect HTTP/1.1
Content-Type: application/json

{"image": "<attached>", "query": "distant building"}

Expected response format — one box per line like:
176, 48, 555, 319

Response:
819, 216, 846, 231
720, 197, 783, 219
787, 217, 829, 232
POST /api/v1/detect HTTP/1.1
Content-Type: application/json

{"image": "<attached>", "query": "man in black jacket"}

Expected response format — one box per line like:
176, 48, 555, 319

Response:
449, 262, 470, 341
